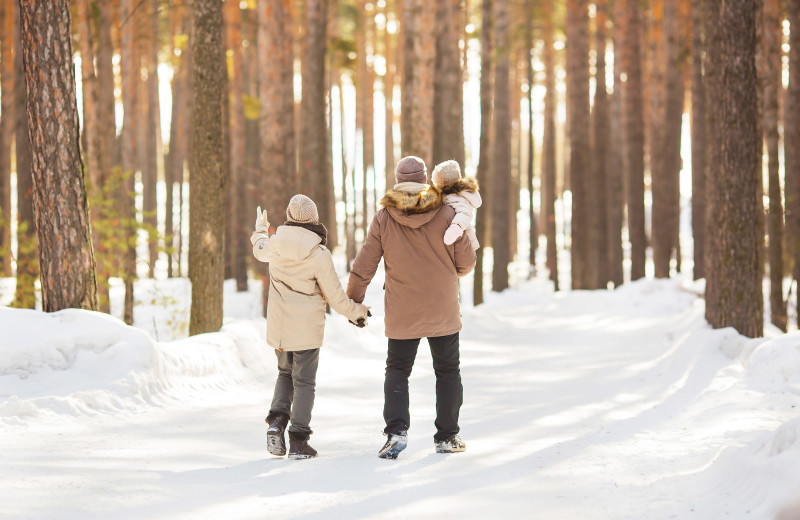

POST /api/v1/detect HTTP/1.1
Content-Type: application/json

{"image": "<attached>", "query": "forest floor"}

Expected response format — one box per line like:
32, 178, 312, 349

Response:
2, 264, 800, 519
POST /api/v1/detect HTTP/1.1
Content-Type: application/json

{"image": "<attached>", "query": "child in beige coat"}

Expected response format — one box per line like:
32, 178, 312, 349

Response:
431, 160, 481, 250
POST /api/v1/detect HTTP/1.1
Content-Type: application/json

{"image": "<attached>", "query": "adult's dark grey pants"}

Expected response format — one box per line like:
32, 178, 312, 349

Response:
269, 348, 320, 434
384, 332, 463, 442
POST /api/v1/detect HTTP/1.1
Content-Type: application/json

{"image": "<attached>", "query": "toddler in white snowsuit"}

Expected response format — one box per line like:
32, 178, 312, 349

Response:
431, 160, 481, 250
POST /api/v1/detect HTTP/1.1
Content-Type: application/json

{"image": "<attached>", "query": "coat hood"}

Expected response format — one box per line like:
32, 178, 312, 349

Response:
272, 225, 323, 261
380, 184, 445, 229
440, 176, 479, 195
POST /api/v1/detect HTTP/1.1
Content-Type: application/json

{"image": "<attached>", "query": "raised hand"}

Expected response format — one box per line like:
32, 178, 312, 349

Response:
255, 206, 270, 232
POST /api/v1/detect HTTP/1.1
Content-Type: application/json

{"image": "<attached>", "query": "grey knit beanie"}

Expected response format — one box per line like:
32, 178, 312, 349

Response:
431, 160, 462, 188
395, 156, 427, 184
286, 194, 319, 224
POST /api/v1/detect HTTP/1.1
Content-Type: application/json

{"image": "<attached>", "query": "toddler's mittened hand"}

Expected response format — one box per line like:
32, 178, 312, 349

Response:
443, 226, 462, 246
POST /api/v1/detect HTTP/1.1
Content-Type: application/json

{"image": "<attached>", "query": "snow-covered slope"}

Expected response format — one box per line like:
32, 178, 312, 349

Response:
1, 275, 799, 519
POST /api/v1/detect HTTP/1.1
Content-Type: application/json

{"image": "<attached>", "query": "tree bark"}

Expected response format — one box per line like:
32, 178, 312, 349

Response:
384, 1, 396, 194
607, 0, 625, 287
189, 0, 226, 335
406, 0, 435, 161
143, 0, 160, 278
473, 0, 493, 304
526, 1, 536, 275
19, 0, 98, 311
433, 0, 464, 167
649, 0, 670, 278
691, 0, 706, 281
592, 0, 610, 288
13, 0, 36, 308
0, 0, 12, 278
787, 0, 800, 325
567, 0, 591, 289
704, 0, 762, 338
356, 0, 373, 238
622, 0, 646, 281
543, 0, 559, 291
491, 0, 510, 292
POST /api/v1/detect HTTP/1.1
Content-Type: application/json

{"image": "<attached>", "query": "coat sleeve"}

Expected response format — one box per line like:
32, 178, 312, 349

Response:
347, 213, 384, 303
453, 230, 477, 277
314, 250, 369, 322
251, 230, 274, 263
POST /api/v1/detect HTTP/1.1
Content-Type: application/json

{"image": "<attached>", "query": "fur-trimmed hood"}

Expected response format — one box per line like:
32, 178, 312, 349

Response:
380, 184, 446, 229
440, 176, 479, 196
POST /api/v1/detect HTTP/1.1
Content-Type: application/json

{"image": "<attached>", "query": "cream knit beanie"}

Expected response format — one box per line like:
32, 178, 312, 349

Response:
431, 160, 462, 188
286, 194, 319, 224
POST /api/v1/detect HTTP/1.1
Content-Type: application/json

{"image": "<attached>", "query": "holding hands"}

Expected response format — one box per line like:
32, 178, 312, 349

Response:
350, 310, 372, 328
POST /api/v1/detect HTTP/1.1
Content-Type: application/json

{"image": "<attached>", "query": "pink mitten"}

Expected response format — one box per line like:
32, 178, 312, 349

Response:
443, 225, 463, 245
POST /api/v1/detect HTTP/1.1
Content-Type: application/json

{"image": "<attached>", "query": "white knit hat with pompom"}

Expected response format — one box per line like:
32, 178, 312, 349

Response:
431, 160, 462, 188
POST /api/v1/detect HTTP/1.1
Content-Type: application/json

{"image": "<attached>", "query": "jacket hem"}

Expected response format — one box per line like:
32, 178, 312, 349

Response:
384, 326, 462, 340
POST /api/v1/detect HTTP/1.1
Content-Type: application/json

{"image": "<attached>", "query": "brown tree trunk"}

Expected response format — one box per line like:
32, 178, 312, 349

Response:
356, 0, 373, 238
526, 1, 536, 275
405, 0, 435, 161
433, 0, 464, 166
607, 0, 625, 287
0, 0, 12, 278
19, 0, 98, 311
622, 0, 646, 281
143, 0, 160, 278
567, 0, 591, 289
691, 0, 706, 281
300, 0, 330, 226
787, 0, 800, 325
120, 0, 139, 324
189, 0, 226, 335
649, 0, 670, 278
543, 0, 559, 291
763, 0, 786, 331
474, 0, 493, 304
491, 0, 510, 292
384, 1, 396, 194
13, 0, 36, 308
592, 0, 610, 288
704, 0, 762, 338
225, 0, 248, 292
400, 0, 413, 158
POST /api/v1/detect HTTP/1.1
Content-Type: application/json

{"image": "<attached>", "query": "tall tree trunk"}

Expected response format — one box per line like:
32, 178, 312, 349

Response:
704, 0, 762, 338
474, 0, 493, 304
356, 0, 373, 239
405, 0, 435, 161
543, 0, 559, 291
592, 0, 610, 288
165, 5, 184, 279
189, 0, 226, 335
649, 0, 670, 278
763, 0, 786, 331
433, 0, 464, 166
225, 0, 248, 292
143, 0, 160, 278
400, 0, 413, 157
622, 0, 646, 281
787, 0, 800, 325
607, 0, 625, 287
491, 0, 510, 292
19, 0, 98, 311
691, 0, 706, 281
526, 2, 536, 275
258, 0, 295, 315
13, 0, 36, 308
0, 0, 12, 278
384, 2, 396, 194
567, 0, 591, 289
300, 0, 330, 227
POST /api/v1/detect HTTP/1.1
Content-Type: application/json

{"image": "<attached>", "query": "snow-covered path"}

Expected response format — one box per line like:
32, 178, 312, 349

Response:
2, 276, 800, 519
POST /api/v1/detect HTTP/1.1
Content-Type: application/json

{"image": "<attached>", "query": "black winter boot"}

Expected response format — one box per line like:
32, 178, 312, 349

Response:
288, 430, 318, 460
265, 412, 290, 456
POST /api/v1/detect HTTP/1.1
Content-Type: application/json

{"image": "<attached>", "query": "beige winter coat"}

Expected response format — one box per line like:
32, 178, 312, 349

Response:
252, 225, 369, 351
347, 183, 476, 340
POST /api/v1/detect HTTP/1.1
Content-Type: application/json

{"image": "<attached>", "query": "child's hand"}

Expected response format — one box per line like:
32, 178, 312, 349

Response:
255, 206, 270, 232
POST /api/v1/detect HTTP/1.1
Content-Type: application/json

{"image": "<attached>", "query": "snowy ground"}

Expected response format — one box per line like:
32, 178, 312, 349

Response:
2, 263, 800, 519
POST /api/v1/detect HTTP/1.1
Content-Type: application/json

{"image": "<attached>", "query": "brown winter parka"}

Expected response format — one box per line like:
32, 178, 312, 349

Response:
346, 183, 477, 340
252, 225, 369, 351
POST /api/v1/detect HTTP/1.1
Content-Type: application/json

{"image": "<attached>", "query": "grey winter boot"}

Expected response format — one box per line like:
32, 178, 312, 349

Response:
435, 434, 466, 453
378, 431, 408, 460
288, 430, 318, 460
265, 412, 290, 456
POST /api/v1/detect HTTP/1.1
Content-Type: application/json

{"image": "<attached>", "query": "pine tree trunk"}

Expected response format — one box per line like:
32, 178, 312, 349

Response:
526, 3, 536, 275
384, 1, 396, 194
300, 0, 330, 227
704, 0, 762, 338
406, 0, 435, 161
189, 0, 226, 335
143, 0, 160, 278
607, 0, 625, 288
18, 0, 98, 311
356, 0, 373, 238
691, 0, 706, 281
491, 0, 510, 292
0, 0, 12, 278
225, 0, 248, 292
622, 0, 646, 281
13, 0, 36, 309
543, 0, 559, 291
763, 0, 786, 331
400, 0, 413, 158
787, 0, 800, 325
567, 0, 591, 289
474, 0, 492, 305
592, 0, 610, 288
433, 0, 464, 167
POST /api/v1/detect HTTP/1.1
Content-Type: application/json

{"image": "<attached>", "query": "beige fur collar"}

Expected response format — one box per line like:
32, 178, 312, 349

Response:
440, 176, 479, 195
381, 184, 444, 214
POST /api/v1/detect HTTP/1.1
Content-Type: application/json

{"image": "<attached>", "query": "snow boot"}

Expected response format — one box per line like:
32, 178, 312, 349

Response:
265, 412, 289, 457
288, 430, 317, 460
435, 435, 466, 453
378, 431, 408, 460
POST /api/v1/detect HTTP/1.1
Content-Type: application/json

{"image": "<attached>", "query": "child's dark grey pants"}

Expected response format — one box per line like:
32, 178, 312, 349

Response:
268, 348, 320, 434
